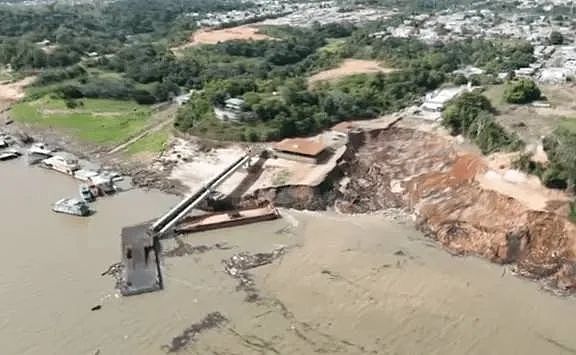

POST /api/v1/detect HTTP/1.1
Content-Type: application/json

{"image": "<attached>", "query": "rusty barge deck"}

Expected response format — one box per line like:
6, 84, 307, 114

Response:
174, 205, 280, 234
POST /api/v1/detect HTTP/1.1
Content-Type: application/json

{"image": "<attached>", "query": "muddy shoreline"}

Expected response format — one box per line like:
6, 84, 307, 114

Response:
6, 110, 576, 297
2, 120, 187, 194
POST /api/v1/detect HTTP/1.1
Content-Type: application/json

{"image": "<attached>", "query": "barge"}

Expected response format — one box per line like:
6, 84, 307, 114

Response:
174, 204, 280, 234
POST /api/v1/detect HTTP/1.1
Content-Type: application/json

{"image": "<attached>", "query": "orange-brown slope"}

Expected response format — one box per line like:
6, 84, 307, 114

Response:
338, 127, 576, 294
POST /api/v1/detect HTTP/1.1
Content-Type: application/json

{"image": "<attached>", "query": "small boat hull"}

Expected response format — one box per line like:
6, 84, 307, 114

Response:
0, 150, 21, 161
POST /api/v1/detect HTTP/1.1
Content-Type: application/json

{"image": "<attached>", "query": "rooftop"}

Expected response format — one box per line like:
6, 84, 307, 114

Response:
225, 98, 245, 106
331, 121, 358, 134
273, 137, 327, 157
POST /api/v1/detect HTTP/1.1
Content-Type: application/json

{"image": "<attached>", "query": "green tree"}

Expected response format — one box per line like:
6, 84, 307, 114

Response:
174, 96, 212, 131
543, 127, 576, 189
442, 92, 521, 153
442, 92, 494, 135
504, 79, 541, 104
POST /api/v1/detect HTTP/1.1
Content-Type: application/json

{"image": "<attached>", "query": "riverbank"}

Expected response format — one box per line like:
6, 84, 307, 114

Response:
335, 117, 576, 296
4, 162, 576, 354
3, 81, 576, 297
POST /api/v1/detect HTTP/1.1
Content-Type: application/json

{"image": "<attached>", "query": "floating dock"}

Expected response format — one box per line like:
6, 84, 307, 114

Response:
174, 204, 280, 234
120, 223, 162, 296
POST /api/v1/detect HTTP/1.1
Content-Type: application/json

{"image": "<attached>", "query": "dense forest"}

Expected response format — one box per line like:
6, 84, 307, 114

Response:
0, 0, 254, 70
1, 0, 537, 142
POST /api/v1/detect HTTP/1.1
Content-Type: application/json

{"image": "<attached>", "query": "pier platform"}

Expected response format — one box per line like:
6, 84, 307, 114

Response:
120, 223, 162, 296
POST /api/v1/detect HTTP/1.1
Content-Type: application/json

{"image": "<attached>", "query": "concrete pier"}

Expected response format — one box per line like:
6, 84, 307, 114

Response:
120, 223, 162, 296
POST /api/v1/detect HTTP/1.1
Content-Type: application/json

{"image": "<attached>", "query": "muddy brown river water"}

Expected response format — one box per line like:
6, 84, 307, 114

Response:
2, 159, 576, 355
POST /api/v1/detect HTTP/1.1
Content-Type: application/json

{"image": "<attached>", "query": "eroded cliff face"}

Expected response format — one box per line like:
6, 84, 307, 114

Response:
337, 127, 576, 294
242, 183, 336, 210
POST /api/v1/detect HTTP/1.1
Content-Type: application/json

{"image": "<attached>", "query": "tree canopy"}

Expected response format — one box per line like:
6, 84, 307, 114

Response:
442, 92, 522, 154
504, 79, 541, 104
549, 31, 564, 45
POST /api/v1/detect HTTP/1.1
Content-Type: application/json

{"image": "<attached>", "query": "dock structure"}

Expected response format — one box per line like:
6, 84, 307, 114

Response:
120, 223, 162, 296
119, 154, 252, 296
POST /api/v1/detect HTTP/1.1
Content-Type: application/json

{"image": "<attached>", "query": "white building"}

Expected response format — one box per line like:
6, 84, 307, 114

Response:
453, 66, 485, 78
421, 85, 471, 113
537, 67, 571, 83
214, 97, 248, 122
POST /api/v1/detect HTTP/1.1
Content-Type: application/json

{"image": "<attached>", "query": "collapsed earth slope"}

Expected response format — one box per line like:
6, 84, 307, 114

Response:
337, 126, 576, 294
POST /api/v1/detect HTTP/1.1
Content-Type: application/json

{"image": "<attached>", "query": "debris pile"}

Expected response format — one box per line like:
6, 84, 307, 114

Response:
223, 247, 285, 302
163, 312, 228, 353
100, 262, 124, 289
131, 168, 183, 194
163, 239, 232, 258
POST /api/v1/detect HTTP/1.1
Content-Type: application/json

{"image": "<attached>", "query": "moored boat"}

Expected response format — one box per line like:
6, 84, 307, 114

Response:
28, 142, 53, 157
0, 149, 21, 161
79, 184, 94, 202
52, 198, 91, 216
41, 154, 80, 175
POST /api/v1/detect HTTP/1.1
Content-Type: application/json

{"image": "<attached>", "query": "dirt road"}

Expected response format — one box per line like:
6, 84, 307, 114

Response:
107, 104, 177, 154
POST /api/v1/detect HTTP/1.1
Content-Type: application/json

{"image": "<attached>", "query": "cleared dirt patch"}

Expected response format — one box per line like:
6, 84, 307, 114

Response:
0, 76, 35, 110
308, 59, 396, 85
181, 26, 271, 48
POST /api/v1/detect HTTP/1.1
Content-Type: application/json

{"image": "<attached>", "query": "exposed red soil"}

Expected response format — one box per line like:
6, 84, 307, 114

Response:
337, 127, 576, 294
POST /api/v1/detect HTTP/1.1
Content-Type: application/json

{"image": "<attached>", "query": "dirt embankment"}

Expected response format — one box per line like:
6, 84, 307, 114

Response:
335, 126, 576, 294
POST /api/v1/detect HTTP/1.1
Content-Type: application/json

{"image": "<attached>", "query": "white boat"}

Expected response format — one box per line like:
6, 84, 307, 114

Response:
91, 175, 117, 195
79, 184, 95, 202
0, 149, 21, 161
42, 154, 80, 175
75, 169, 100, 182
28, 143, 53, 157
106, 171, 124, 182
52, 198, 91, 216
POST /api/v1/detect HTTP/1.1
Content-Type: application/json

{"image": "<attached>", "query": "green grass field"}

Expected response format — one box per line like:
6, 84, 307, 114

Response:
126, 128, 170, 155
559, 117, 576, 133
11, 98, 151, 145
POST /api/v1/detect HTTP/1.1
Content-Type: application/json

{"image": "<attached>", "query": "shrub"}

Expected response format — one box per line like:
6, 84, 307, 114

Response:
442, 92, 523, 154
550, 31, 564, 45
541, 165, 568, 190
504, 79, 541, 104
65, 99, 79, 109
